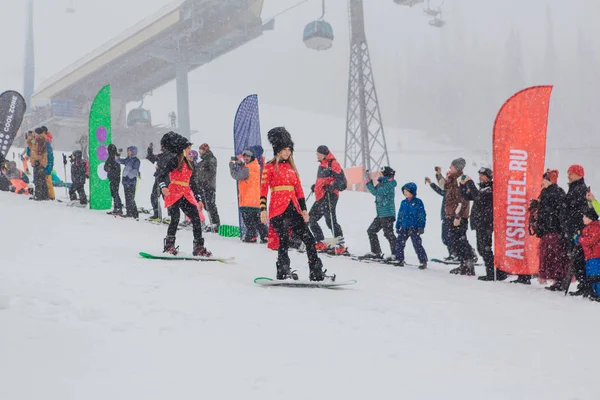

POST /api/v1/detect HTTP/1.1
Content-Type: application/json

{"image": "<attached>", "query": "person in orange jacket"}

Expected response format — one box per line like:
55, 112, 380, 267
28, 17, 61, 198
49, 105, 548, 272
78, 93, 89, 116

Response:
260, 127, 333, 281
156, 131, 212, 257
230, 147, 268, 243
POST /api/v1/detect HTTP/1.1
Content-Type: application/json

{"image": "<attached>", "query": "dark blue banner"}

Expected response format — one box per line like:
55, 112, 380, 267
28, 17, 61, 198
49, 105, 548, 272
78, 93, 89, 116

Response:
0, 90, 27, 157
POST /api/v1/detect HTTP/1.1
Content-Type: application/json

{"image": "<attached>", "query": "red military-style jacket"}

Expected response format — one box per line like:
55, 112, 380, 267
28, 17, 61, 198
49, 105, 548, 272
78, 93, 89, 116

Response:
163, 162, 198, 209
260, 160, 306, 219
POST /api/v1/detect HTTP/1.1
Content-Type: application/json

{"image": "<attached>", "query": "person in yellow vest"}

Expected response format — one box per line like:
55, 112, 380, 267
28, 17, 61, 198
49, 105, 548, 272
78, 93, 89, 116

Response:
229, 147, 268, 243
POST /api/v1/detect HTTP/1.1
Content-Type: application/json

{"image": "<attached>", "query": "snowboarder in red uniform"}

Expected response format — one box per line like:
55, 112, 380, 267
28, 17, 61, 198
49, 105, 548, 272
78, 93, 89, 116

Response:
156, 131, 212, 257
260, 127, 333, 281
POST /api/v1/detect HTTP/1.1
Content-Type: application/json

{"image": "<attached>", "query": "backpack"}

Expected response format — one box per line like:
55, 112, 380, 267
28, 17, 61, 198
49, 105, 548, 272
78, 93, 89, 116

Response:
328, 159, 347, 191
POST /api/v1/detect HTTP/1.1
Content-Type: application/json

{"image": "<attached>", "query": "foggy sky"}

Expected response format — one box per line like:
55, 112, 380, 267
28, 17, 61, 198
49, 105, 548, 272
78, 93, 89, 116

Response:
0, 0, 598, 152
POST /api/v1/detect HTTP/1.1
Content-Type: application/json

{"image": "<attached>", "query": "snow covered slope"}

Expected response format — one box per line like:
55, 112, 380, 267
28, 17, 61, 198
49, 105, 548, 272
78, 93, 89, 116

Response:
1, 179, 600, 399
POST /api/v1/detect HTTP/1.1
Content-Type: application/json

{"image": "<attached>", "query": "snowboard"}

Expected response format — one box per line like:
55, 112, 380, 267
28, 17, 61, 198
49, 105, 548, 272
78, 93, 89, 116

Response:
254, 277, 356, 289
431, 258, 482, 266
139, 251, 235, 264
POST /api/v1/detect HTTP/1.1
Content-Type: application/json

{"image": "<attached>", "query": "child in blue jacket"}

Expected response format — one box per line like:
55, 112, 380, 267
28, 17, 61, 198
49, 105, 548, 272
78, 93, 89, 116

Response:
395, 182, 428, 269
363, 166, 397, 259
117, 146, 140, 219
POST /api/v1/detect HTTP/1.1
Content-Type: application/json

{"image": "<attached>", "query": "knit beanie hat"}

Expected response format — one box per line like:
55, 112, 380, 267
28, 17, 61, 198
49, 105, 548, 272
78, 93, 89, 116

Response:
583, 206, 599, 221
568, 164, 585, 178
316, 145, 330, 155
543, 169, 559, 185
451, 158, 466, 171
478, 167, 493, 180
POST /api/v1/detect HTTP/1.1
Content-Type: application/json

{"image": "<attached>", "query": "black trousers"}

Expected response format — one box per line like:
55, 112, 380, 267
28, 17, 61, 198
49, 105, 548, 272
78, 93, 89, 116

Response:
568, 240, 587, 290
448, 217, 473, 262
476, 228, 494, 272
167, 197, 204, 243
271, 202, 320, 266
123, 183, 138, 218
367, 216, 396, 255
200, 187, 220, 226
150, 180, 161, 216
33, 163, 48, 200
242, 211, 268, 241
69, 182, 87, 204
308, 193, 343, 242
442, 218, 453, 255
109, 179, 123, 210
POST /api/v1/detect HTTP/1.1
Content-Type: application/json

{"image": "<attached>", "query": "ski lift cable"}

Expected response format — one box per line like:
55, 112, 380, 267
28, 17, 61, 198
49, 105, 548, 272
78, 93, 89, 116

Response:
319, 0, 326, 20
262, 0, 311, 25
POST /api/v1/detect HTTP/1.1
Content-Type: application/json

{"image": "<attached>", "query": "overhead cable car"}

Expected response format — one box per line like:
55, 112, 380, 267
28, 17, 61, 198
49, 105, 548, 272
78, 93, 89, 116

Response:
303, 0, 333, 51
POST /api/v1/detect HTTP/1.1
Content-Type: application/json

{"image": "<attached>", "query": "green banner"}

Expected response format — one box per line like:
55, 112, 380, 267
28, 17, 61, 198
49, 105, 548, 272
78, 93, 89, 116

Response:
89, 85, 112, 210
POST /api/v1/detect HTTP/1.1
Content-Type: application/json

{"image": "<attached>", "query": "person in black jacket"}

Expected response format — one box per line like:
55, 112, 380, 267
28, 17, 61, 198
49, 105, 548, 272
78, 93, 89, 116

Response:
146, 142, 167, 221
459, 167, 507, 281
535, 170, 570, 290
196, 143, 220, 231
104, 144, 123, 214
561, 164, 589, 296
69, 150, 88, 205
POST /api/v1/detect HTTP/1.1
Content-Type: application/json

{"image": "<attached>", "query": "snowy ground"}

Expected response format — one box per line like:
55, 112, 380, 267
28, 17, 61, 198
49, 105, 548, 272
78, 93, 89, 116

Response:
1, 162, 600, 399
2, 102, 598, 399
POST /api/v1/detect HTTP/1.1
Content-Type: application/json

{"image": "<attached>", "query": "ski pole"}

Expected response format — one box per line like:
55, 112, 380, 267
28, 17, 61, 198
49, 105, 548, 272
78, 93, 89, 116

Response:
62, 153, 68, 198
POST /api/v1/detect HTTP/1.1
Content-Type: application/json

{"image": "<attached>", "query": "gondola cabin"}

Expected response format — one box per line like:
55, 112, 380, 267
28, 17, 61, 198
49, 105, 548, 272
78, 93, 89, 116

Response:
127, 108, 152, 127
303, 20, 334, 51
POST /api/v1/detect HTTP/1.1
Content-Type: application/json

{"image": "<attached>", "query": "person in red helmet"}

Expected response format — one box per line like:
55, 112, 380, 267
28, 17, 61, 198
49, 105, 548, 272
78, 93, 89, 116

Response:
260, 127, 333, 281
156, 131, 212, 257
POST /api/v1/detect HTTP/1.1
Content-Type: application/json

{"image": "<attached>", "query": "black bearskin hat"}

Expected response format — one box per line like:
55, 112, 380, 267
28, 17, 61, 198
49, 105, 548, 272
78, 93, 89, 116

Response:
160, 131, 191, 154
267, 127, 294, 155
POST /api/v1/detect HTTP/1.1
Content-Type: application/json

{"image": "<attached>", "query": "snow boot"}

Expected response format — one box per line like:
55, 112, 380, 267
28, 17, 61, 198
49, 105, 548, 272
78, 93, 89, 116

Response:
242, 236, 257, 243
163, 236, 178, 255
418, 262, 427, 270
193, 239, 212, 257
309, 258, 335, 282
511, 275, 531, 285
276, 256, 298, 280
315, 241, 328, 251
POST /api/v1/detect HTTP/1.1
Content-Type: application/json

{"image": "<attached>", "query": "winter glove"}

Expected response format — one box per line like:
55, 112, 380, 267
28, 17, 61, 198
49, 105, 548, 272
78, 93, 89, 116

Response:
364, 169, 370, 181
44, 165, 52, 175
573, 234, 581, 244
195, 193, 203, 204
311, 184, 315, 193
418, 228, 425, 235
323, 185, 334, 193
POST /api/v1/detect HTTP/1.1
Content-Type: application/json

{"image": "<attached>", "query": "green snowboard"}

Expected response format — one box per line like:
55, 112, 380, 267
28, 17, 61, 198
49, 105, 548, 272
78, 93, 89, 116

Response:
254, 277, 356, 289
139, 252, 235, 264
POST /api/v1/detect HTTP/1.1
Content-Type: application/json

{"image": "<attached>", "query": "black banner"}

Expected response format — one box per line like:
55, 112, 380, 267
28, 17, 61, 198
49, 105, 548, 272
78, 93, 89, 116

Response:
0, 90, 26, 157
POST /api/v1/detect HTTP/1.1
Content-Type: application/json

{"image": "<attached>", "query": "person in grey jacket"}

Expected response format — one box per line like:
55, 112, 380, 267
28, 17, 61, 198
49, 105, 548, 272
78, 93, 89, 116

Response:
116, 146, 140, 219
196, 143, 220, 230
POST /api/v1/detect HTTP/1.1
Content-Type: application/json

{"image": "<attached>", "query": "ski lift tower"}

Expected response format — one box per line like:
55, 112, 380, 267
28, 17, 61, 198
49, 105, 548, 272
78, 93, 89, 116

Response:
344, 0, 389, 172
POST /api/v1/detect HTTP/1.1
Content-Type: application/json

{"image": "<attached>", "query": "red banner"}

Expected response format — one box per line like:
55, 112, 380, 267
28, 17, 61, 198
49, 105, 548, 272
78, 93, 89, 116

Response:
493, 86, 553, 275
